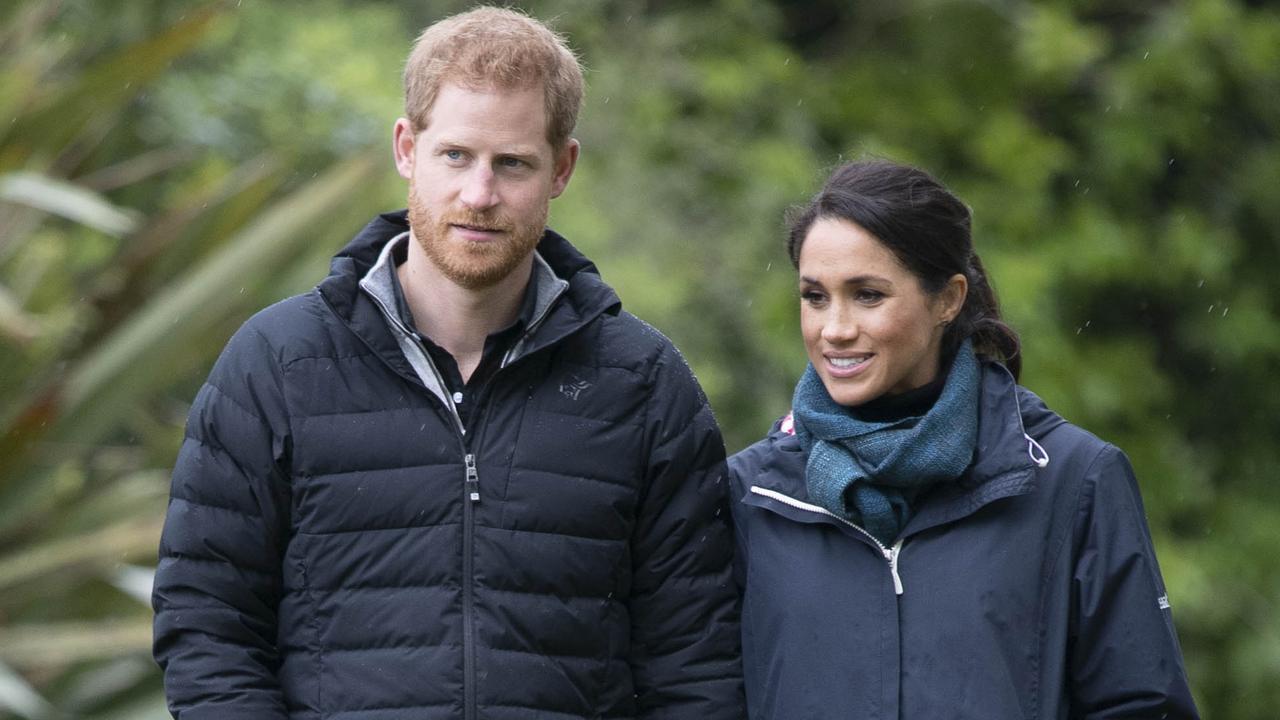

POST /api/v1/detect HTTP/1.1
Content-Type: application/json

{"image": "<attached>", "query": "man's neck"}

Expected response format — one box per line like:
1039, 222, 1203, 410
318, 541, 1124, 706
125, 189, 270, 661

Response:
397, 241, 532, 383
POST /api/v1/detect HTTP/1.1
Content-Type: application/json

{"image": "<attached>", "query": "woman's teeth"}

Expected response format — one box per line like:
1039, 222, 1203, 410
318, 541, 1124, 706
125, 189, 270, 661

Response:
829, 356, 868, 368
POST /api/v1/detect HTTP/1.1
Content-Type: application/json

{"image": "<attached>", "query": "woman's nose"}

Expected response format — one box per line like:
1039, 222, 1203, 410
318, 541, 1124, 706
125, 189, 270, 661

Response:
821, 307, 858, 343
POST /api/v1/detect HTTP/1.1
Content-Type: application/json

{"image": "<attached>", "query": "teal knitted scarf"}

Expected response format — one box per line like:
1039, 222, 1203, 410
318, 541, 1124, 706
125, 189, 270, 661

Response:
792, 339, 981, 546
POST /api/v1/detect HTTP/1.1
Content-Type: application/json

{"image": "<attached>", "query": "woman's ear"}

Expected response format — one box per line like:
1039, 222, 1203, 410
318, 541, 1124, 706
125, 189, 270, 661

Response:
938, 273, 968, 326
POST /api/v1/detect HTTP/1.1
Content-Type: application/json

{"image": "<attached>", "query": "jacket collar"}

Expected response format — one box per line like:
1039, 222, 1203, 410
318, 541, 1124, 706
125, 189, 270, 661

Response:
317, 211, 621, 390
744, 362, 1066, 540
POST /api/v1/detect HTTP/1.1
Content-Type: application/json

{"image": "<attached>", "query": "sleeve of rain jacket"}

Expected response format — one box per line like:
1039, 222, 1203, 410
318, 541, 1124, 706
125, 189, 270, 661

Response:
628, 343, 745, 720
151, 322, 292, 720
1068, 444, 1200, 719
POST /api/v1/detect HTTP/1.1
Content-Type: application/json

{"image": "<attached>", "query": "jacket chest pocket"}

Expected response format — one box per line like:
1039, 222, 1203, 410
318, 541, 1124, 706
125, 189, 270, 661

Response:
499, 407, 643, 541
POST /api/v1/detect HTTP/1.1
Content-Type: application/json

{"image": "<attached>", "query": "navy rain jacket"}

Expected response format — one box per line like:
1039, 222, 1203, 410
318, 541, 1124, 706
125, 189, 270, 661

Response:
729, 362, 1198, 719
152, 212, 744, 720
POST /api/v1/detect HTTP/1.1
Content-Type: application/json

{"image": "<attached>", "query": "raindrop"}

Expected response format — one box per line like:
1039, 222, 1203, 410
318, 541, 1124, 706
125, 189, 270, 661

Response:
603, 97, 610, 104
1222, 307, 1229, 317
796, 99, 803, 106
1197, 279, 1204, 288
1168, 158, 1175, 166
1143, 51, 1150, 60
765, 261, 772, 271
1207, 304, 1215, 313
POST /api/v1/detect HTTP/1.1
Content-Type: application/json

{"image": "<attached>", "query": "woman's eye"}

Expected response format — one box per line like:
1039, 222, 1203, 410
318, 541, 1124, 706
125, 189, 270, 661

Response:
855, 289, 884, 304
801, 291, 827, 306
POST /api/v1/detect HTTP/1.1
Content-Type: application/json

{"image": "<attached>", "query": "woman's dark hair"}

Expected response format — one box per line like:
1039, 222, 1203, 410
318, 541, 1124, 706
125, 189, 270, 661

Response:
786, 159, 1022, 379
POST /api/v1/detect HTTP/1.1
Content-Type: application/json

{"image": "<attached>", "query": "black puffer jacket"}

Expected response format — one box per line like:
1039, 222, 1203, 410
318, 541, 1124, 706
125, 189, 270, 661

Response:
152, 212, 744, 720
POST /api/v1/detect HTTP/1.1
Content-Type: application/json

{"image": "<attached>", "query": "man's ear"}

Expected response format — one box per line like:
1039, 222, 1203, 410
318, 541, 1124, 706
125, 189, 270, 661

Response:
549, 138, 580, 199
393, 118, 416, 180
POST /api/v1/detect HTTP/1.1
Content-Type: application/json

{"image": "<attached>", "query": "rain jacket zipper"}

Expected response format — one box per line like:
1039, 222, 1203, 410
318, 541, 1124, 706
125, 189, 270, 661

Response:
749, 486, 905, 594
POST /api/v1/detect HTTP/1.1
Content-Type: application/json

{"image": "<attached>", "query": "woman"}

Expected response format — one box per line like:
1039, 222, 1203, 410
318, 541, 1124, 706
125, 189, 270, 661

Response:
729, 160, 1199, 719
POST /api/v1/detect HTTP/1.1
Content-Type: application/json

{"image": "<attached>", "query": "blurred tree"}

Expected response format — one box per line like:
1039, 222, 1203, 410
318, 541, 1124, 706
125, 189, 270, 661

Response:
0, 2, 394, 717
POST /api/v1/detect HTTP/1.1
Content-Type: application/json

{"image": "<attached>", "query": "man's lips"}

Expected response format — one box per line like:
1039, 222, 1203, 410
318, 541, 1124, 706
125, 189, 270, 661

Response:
450, 223, 505, 240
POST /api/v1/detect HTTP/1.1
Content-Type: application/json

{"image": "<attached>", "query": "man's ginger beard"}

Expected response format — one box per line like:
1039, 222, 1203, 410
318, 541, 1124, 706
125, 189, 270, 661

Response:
406, 178, 546, 290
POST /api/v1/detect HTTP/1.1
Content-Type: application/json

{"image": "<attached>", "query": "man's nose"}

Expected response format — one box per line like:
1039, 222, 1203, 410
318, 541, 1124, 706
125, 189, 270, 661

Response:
459, 166, 499, 210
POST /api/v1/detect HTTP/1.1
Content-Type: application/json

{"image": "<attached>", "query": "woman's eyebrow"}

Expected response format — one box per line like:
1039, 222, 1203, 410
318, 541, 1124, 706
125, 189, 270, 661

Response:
800, 274, 888, 285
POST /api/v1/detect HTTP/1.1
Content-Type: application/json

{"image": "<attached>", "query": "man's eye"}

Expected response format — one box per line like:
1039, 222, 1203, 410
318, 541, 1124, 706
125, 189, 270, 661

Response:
445, 150, 464, 161
499, 157, 526, 168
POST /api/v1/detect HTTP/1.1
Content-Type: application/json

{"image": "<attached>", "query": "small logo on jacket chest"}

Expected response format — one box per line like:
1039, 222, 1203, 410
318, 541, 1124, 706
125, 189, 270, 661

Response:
559, 374, 592, 401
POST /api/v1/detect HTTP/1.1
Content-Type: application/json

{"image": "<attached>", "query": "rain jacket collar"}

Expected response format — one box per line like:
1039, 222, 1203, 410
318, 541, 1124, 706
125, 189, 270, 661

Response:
743, 362, 1067, 544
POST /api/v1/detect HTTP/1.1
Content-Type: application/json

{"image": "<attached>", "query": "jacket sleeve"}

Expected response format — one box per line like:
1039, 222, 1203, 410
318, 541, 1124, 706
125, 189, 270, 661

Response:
1069, 444, 1200, 719
152, 323, 292, 720
628, 344, 745, 719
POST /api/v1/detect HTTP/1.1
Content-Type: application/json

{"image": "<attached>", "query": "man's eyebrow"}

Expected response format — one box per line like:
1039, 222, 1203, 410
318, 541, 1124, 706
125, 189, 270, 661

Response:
431, 138, 541, 157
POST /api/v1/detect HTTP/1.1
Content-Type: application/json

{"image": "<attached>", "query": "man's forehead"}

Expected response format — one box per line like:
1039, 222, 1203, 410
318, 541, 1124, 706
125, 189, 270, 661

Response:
417, 81, 552, 147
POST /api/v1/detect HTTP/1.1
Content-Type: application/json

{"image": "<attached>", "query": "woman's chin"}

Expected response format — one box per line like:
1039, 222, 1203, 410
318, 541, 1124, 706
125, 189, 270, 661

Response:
821, 377, 883, 408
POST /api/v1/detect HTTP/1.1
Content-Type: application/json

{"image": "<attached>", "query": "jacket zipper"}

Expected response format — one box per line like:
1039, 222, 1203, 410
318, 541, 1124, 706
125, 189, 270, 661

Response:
463, 452, 478, 720
366, 264, 566, 719
369, 296, 475, 715
750, 486, 905, 595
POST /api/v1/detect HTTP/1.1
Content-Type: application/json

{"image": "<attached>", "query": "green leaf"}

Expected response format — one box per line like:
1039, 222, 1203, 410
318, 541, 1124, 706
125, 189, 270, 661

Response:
0, 172, 141, 237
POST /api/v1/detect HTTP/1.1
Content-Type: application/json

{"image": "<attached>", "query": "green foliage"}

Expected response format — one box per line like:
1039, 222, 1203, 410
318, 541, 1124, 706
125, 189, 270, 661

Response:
1, 0, 1276, 717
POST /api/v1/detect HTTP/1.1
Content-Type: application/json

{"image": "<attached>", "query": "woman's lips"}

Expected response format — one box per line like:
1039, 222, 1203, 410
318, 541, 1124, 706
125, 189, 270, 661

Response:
824, 354, 872, 378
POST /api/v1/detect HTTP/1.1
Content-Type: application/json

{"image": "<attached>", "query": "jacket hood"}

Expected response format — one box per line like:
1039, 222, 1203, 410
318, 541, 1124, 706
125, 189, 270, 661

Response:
324, 210, 619, 312
316, 211, 622, 387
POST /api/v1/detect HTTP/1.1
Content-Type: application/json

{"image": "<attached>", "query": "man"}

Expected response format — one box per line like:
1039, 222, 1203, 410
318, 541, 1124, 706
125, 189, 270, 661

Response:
151, 7, 743, 719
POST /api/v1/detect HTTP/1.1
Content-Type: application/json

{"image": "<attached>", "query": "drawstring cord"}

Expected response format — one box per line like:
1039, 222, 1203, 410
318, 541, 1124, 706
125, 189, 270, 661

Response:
1025, 433, 1049, 468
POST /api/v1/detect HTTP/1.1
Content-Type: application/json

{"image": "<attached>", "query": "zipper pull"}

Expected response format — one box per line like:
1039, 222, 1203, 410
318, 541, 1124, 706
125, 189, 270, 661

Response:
886, 540, 904, 595
464, 453, 480, 503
